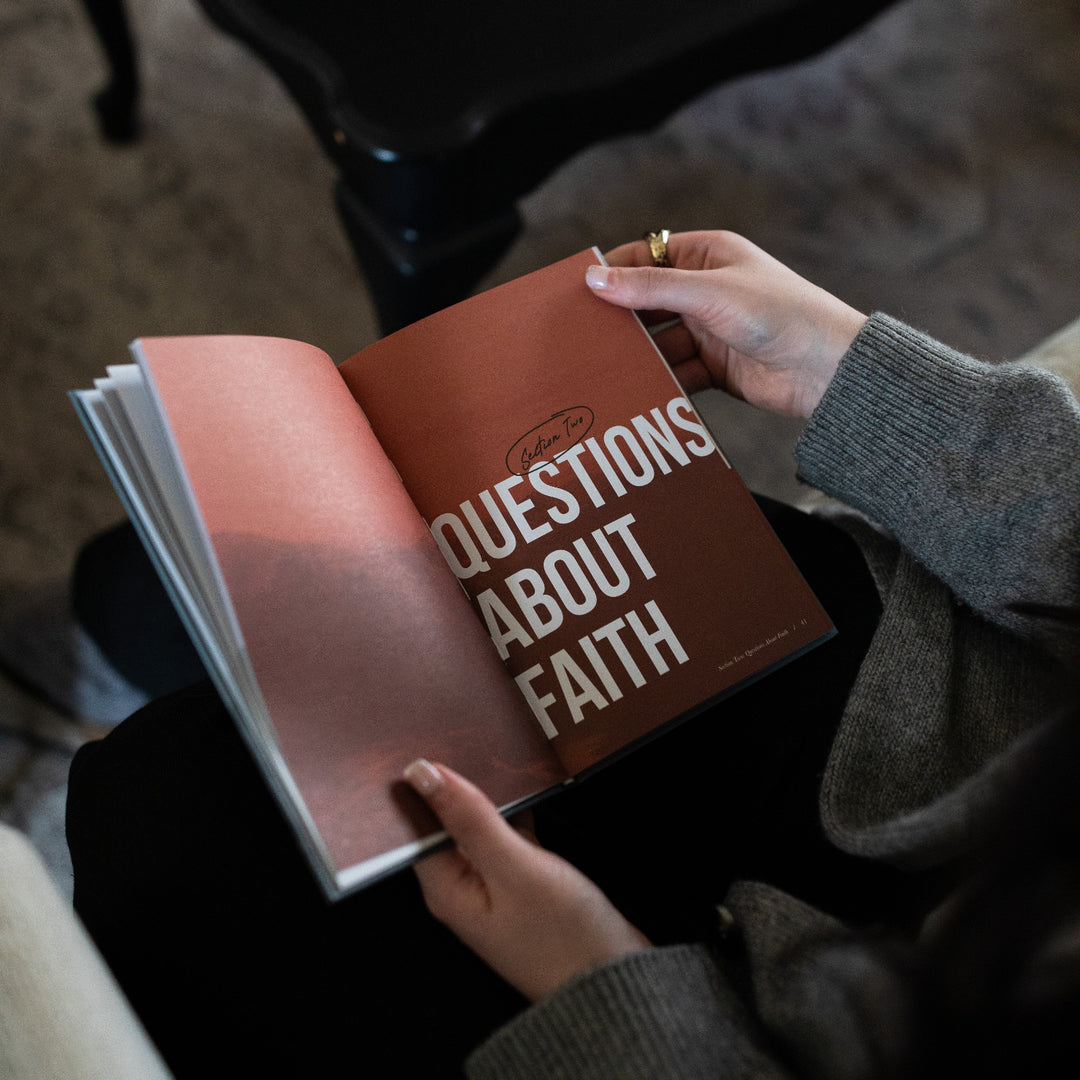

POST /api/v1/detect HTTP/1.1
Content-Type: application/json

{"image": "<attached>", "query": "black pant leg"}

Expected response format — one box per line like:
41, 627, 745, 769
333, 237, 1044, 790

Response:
67, 684, 525, 1079
67, 496, 889, 1075
72, 522, 206, 698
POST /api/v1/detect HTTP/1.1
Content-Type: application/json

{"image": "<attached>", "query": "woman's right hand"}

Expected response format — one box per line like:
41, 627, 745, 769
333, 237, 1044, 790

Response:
585, 230, 867, 418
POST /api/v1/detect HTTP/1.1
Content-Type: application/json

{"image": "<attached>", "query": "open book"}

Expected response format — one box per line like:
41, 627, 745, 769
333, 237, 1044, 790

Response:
71, 249, 833, 900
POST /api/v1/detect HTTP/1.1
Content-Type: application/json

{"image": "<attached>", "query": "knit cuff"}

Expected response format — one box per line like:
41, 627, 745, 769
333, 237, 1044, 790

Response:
466, 944, 774, 1080
795, 312, 988, 532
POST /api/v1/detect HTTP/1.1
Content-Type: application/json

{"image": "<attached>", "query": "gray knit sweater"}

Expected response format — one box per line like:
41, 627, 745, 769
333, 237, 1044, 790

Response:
465, 313, 1080, 1080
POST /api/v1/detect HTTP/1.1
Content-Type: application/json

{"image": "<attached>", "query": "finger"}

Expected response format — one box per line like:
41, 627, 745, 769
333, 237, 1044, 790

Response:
604, 232, 697, 270
587, 255, 681, 325
668, 357, 713, 396
508, 807, 539, 845
586, 264, 717, 323
403, 760, 526, 874
601, 239, 656, 269
635, 307, 684, 329
648, 321, 713, 392
649, 320, 700, 367
412, 839, 476, 914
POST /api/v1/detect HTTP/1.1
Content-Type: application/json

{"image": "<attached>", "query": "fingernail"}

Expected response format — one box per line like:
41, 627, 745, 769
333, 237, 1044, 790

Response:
404, 758, 443, 795
586, 264, 612, 290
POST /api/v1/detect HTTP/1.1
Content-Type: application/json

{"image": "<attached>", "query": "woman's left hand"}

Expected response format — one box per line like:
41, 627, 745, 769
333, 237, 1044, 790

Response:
404, 759, 651, 1002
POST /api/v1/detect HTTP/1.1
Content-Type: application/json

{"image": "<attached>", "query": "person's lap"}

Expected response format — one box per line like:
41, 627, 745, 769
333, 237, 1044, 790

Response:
66, 498, 893, 1077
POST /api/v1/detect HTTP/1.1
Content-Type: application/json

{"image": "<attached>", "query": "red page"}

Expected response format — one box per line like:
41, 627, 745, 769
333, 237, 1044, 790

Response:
137, 336, 564, 889
339, 251, 834, 776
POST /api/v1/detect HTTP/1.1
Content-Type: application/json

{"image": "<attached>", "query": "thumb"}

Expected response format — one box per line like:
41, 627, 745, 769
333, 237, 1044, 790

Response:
404, 759, 525, 873
586, 262, 713, 318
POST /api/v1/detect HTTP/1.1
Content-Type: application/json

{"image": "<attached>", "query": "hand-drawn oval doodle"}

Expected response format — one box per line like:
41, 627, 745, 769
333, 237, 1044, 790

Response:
505, 406, 595, 476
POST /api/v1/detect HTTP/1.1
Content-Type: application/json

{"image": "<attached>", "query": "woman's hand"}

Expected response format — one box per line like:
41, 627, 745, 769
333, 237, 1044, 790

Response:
586, 230, 867, 418
404, 759, 650, 1002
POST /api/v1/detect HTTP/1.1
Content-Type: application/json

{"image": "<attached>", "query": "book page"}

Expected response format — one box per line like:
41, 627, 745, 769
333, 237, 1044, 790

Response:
134, 336, 564, 894
339, 251, 834, 777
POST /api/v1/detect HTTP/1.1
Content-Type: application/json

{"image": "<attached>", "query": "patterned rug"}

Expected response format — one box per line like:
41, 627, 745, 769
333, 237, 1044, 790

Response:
2, 0, 1079, 896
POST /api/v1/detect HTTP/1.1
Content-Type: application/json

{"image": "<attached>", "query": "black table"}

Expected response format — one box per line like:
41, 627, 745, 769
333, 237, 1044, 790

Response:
83, 0, 894, 330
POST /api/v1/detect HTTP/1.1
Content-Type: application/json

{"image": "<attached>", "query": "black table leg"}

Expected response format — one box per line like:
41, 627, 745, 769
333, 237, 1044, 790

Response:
80, 0, 140, 142
335, 180, 523, 333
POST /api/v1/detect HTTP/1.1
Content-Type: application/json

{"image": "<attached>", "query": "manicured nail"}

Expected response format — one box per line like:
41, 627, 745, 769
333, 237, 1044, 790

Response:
404, 758, 443, 796
586, 264, 612, 290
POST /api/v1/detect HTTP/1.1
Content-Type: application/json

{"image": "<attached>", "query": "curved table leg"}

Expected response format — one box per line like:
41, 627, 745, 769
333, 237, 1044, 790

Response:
335, 180, 523, 333
80, 0, 140, 142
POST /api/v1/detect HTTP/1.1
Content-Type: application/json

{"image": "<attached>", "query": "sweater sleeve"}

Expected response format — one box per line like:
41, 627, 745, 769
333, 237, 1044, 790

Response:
796, 313, 1080, 664
465, 944, 791, 1080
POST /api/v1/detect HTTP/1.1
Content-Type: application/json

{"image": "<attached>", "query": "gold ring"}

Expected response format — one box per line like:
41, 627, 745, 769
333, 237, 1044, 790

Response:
644, 230, 671, 268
